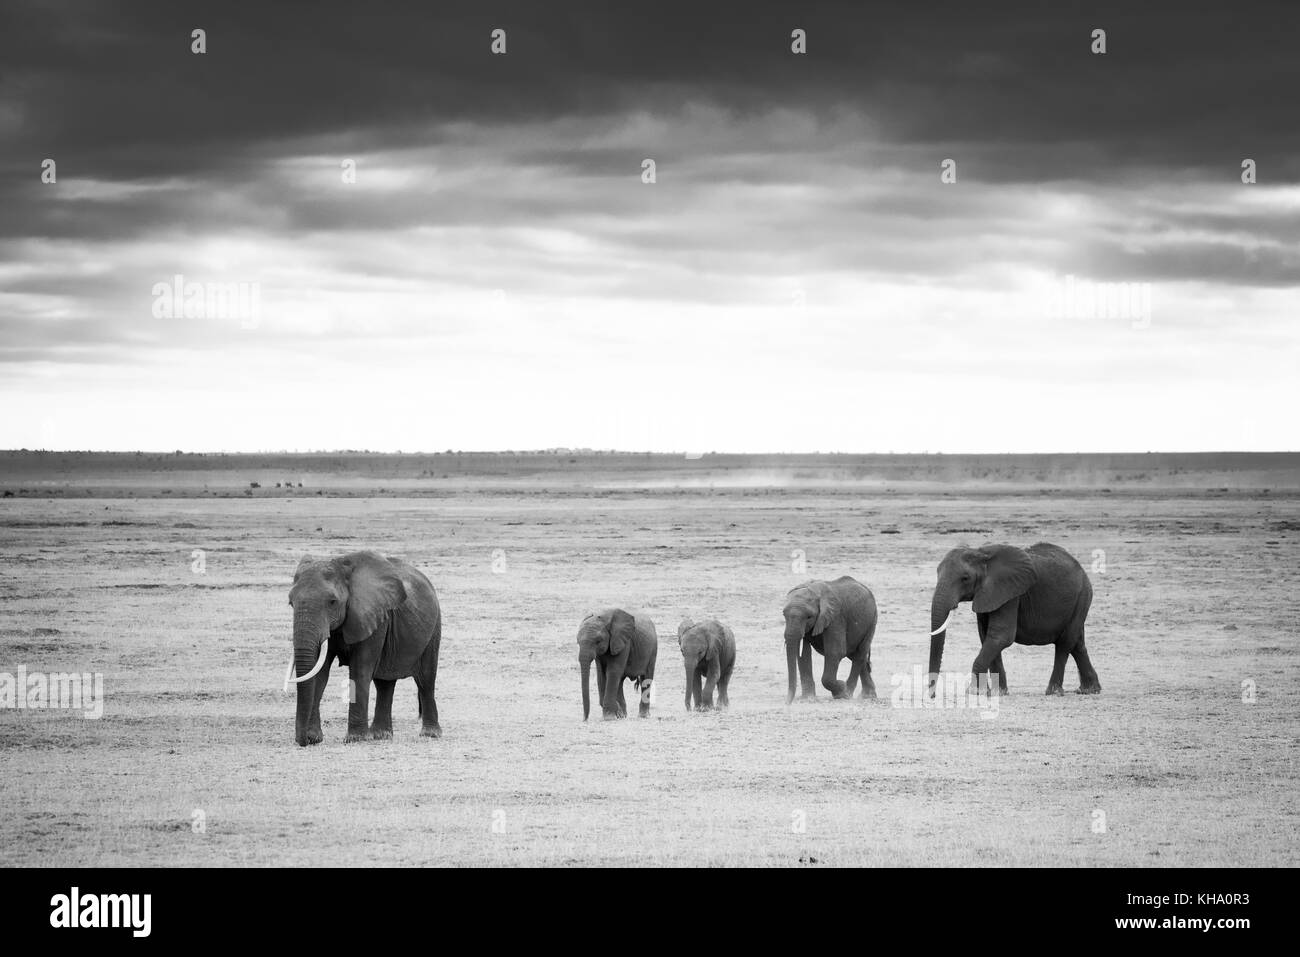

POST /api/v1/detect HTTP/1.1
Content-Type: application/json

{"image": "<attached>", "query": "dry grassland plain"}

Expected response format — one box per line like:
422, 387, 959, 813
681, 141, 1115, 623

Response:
1, 452, 1297, 866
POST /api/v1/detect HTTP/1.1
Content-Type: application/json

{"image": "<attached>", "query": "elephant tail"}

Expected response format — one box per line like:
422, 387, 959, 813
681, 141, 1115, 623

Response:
417, 696, 423, 718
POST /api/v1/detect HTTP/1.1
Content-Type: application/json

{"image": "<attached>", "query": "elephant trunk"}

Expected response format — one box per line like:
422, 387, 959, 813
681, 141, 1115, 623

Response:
292, 606, 327, 746
684, 662, 695, 711
580, 652, 593, 721
785, 635, 799, 704
929, 587, 956, 685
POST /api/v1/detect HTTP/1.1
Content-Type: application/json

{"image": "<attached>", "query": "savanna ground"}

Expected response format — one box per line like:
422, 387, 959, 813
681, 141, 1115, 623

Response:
1, 452, 1297, 866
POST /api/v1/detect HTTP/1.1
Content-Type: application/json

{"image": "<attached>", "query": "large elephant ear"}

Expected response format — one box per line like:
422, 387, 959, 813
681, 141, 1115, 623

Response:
973, 545, 1037, 613
608, 609, 636, 656
812, 583, 839, 635
336, 552, 407, 644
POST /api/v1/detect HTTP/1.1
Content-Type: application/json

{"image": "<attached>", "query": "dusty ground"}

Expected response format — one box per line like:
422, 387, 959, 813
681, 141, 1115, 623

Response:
1, 459, 1297, 866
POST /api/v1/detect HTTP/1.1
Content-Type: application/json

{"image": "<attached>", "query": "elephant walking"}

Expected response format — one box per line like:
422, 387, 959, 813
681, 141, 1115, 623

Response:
677, 618, 736, 710
578, 608, 658, 720
285, 551, 442, 746
929, 542, 1097, 696
782, 577, 878, 703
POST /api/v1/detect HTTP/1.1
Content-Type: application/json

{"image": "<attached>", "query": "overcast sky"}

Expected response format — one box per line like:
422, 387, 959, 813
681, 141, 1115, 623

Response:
1, 0, 1297, 452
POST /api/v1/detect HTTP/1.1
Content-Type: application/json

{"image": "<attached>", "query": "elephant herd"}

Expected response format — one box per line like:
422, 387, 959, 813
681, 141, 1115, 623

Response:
281, 542, 1099, 745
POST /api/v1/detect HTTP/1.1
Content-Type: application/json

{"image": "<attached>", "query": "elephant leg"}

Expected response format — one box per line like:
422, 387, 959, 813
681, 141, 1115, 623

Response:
601, 661, 626, 719
971, 640, 1012, 696
370, 678, 396, 739
702, 659, 721, 711
971, 608, 1015, 696
1072, 632, 1101, 694
307, 655, 333, 744
970, 650, 1007, 695
595, 660, 607, 709
1046, 643, 1069, 695
977, 615, 1007, 694
845, 658, 861, 696
798, 640, 816, 699
821, 654, 848, 699
637, 678, 652, 717
413, 636, 441, 737
344, 665, 374, 742
717, 670, 731, 709
859, 649, 876, 699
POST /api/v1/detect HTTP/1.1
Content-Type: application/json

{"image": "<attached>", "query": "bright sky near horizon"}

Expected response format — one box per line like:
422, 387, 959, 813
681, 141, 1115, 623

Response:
1, 2, 1297, 453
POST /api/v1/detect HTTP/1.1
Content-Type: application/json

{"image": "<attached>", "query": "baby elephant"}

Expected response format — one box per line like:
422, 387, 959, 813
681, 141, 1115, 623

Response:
577, 608, 658, 720
677, 619, 736, 710
783, 576, 878, 703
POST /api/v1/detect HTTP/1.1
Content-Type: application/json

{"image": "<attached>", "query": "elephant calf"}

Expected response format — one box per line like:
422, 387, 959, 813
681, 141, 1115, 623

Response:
929, 542, 1097, 695
285, 551, 442, 745
783, 576, 878, 703
578, 608, 658, 720
677, 618, 736, 710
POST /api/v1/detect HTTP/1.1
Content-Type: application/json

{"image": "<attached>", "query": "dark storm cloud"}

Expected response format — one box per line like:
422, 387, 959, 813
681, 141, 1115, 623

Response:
3, 0, 1297, 260
3, 0, 1298, 182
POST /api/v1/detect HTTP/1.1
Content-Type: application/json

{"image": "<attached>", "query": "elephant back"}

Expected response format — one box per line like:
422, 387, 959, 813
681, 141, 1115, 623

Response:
829, 574, 871, 597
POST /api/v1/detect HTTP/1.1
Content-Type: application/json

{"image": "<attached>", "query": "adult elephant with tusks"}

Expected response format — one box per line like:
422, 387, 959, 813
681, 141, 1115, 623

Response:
928, 542, 1097, 696
285, 551, 442, 746
577, 608, 658, 720
782, 576, 878, 703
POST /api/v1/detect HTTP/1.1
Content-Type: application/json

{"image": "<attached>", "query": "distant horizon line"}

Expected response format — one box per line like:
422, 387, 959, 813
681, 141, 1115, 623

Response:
3, 449, 1297, 458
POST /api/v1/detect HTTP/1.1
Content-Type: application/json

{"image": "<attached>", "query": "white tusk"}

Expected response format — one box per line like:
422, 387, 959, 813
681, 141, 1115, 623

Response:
287, 641, 330, 686
282, 657, 294, 693
930, 610, 954, 636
